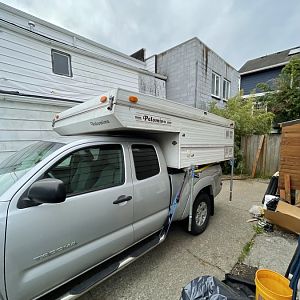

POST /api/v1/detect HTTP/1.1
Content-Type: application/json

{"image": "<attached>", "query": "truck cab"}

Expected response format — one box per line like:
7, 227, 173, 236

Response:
0, 135, 222, 300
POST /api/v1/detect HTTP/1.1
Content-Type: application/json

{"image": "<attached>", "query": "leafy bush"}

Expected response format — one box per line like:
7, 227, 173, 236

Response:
210, 95, 274, 174
257, 58, 300, 124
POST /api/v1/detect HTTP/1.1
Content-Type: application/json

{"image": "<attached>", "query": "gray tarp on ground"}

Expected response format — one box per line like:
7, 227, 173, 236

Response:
180, 276, 248, 300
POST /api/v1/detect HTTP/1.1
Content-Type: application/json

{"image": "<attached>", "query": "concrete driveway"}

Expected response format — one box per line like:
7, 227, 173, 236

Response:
80, 179, 267, 300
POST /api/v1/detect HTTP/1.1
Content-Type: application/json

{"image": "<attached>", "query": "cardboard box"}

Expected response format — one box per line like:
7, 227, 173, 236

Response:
264, 201, 300, 235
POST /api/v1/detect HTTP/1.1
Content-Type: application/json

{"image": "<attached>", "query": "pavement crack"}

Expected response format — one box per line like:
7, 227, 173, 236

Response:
185, 248, 226, 273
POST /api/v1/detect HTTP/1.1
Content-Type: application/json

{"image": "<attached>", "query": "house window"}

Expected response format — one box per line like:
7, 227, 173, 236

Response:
211, 72, 221, 98
223, 79, 231, 100
51, 49, 72, 77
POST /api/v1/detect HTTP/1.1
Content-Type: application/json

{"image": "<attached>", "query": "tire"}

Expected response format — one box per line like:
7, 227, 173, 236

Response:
190, 193, 211, 235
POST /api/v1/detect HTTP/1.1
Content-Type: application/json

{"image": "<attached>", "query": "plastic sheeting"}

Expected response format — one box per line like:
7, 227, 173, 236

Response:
180, 276, 249, 300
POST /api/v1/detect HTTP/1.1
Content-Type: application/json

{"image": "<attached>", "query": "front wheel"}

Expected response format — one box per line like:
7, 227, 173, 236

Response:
190, 193, 211, 235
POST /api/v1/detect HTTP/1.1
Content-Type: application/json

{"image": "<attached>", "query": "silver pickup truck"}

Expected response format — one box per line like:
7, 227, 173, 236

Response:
0, 135, 222, 300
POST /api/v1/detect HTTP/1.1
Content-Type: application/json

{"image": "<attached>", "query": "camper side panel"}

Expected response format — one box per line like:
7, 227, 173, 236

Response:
179, 122, 234, 168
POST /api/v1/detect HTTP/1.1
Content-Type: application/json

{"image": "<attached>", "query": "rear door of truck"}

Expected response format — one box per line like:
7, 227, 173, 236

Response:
129, 142, 170, 242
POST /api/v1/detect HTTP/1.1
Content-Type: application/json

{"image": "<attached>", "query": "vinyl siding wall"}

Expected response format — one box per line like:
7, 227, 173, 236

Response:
240, 67, 282, 95
0, 14, 166, 161
0, 27, 140, 101
0, 94, 74, 162
0, 3, 145, 69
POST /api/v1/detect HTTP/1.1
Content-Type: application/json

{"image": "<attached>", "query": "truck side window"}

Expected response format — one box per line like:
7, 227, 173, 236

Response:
132, 144, 160, 180
45, 144, 124, 195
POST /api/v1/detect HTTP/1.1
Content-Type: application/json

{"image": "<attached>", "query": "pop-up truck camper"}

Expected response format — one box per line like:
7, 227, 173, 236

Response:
0, 89, 234, 300
53, 88, 234, 168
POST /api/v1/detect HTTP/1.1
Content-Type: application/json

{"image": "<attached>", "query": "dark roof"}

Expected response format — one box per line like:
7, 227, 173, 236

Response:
239, 46, 300, 74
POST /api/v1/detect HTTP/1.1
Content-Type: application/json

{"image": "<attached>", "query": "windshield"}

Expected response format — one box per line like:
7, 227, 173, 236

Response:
0, 141, 64, 197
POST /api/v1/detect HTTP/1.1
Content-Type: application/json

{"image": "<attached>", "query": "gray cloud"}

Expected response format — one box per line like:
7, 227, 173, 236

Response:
2, 0, 300, 69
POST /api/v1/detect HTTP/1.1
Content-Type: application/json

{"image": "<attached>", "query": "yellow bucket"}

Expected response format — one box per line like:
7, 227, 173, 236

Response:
255, 269, 293, 300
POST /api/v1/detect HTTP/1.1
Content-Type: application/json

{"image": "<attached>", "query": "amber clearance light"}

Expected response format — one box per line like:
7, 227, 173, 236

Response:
100, 96, 107, 103
129, 95, 138, 103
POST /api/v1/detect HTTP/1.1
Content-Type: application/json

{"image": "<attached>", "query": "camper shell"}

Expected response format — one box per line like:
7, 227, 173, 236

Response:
53, 88, 234, 168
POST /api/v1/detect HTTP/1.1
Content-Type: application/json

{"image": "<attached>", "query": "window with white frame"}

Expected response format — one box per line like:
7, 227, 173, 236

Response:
211, 72, 221, 98
223, 79, 231, 100
51, 49, 72, 77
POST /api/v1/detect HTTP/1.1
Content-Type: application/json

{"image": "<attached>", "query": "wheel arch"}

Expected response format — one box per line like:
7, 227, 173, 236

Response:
180, 179, 215, 220
197, 185, 214, 216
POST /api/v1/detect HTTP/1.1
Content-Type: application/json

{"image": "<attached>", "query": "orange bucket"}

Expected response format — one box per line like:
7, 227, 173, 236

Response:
255, 269, 293, 300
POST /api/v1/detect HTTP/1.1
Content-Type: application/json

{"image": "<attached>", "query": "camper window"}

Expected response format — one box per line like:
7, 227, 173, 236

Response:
51, 49, 72, 77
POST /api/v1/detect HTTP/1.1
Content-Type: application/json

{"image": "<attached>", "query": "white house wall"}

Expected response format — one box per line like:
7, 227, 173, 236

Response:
0, 3, 168, 162
145, 55, 156, 73
0, 27, 140, 101
0, 94, 74, 162
0, 2, 145, 69
138, 74, 166, 98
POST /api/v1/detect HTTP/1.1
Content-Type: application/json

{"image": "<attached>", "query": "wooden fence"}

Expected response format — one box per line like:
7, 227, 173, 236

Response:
240, 134, 281, 177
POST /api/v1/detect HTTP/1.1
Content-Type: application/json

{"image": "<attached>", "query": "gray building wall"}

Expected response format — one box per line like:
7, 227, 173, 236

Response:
156, 38, 240, 110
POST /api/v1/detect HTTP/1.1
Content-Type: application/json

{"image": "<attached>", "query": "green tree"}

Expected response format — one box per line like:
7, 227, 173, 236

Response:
210, 95, 274, 173
257, 58, 300, 123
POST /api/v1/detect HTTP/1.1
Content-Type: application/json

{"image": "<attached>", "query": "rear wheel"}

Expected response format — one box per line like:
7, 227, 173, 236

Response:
190, 193, 211, 235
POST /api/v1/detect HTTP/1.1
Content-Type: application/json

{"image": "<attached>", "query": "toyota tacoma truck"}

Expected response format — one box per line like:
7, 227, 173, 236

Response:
0, 135, 222, 300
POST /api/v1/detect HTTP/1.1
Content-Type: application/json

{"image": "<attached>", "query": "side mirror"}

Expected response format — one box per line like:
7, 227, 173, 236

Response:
18, 179, 66, 208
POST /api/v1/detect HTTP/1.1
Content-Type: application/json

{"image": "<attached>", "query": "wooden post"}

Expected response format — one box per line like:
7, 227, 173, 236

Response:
251, 135, 265, 178
284, 174, 291, 203
262, 134, 267, 176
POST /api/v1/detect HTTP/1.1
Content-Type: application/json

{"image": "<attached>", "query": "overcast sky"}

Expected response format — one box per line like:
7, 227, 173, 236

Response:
2, 0, 300, 69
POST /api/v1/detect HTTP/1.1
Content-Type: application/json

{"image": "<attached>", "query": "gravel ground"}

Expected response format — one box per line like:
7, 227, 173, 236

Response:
79, 179, 267, 300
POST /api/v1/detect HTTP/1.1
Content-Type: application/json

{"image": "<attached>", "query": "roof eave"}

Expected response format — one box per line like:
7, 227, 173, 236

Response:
240, 61, 288, 75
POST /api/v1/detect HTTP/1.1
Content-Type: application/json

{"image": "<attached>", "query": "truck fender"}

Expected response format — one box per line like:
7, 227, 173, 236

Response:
180, 175, 214, 220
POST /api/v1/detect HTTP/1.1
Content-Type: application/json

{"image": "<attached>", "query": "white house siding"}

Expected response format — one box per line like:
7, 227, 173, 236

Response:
138, 74, 166, 98
0, 94, 75, 162
145, 55, 156, 73
0, 27, 140, 101
0, 4, 167, 162
0, 2, 145, 69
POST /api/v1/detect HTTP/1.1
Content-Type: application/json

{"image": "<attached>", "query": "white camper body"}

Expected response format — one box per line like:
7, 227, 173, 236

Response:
53, 88, 234, 168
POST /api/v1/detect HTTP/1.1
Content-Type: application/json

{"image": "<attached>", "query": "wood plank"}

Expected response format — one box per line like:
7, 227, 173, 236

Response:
262, 135, 267, 176
279, 170, 300, 177
281, 139, 300, 146
285, 174, 291, 203
251, 135, 264, 177
281, 148, 300, 157
281, 132, 300, 139
280, 189, 285, 200
296, 190, 300, 205
279, 174, 300, 191
280, 157, 300, 166
282, 124, 300, 133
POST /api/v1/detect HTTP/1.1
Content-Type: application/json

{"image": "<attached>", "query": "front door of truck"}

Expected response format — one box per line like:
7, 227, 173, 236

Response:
5, 143, 134, 300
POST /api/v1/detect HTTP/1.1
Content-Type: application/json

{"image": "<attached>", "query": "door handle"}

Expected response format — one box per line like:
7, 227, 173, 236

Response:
113, 195, 132, 205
